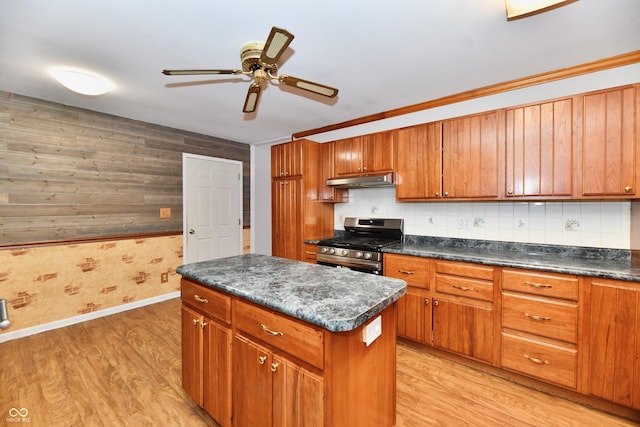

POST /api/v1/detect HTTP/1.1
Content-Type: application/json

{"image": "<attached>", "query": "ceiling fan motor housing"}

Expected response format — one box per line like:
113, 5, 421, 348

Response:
240, 42, 276, 74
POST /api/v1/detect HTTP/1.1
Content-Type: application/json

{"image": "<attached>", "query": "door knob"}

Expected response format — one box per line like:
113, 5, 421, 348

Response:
188, 229, 195, 235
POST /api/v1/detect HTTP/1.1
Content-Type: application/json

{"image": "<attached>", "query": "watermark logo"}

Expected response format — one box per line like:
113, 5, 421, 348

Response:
7, 407, 31, 423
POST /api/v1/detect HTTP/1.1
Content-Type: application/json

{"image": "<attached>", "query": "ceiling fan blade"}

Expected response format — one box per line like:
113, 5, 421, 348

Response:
162, 69, 243, 76
278, 75, 339, 98
243, 83, 262, 113
259, 27, 294, 67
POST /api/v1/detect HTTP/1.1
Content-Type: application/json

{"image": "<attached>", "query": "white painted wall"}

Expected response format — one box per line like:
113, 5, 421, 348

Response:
251, 64, 640, 251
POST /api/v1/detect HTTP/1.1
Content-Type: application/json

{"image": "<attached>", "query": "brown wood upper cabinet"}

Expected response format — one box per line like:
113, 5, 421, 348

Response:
333, 131, 395, 177
395, 122, 442, 200
320, 142, 348, 202
581, 84, 638, 198
396, 111, 500, 200
504, 97, 574, 198
271, 139, 302, 178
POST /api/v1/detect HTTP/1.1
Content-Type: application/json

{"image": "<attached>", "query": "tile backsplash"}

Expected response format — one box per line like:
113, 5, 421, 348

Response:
334, 188, 631, 249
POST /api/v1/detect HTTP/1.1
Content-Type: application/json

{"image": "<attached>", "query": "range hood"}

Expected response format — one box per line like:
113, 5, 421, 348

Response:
326, 172, 396, 188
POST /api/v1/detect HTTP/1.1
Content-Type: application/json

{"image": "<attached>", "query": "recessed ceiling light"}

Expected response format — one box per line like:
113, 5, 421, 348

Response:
49, 67, 114, 96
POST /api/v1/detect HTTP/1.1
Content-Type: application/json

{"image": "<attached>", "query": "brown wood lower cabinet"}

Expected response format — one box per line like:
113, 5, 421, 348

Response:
385, 254, 497, 365
181, 278, 398, 427
587, 278, 640, 409
387, 255, 640, 412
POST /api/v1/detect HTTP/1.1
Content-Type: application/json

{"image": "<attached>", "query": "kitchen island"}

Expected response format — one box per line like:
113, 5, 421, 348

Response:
176, 254, 407, 427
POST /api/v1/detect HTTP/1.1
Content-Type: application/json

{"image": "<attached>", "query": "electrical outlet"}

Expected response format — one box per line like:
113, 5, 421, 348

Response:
160, 208, 171, 219
161, 272, 169, 283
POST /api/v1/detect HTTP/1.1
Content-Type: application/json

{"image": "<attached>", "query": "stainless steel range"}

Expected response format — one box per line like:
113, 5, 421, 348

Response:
316, 217, 404, 274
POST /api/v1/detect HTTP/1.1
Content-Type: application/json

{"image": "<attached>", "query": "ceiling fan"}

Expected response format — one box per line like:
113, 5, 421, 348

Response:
162, 26, 339, 113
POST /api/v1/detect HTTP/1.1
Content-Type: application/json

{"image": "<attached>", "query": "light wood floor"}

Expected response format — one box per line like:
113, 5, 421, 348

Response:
1, 298, 638, 426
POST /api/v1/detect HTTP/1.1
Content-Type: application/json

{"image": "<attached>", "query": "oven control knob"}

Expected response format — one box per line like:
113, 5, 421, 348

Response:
355, 251, 363, 258
320, 247, 328, 253
328, 248, 335, 255
341, 249, 349, 256
364, 252, 372, 260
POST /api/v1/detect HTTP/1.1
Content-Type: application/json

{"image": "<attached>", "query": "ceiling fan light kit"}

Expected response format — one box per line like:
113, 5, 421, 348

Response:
162, 26, 338, 113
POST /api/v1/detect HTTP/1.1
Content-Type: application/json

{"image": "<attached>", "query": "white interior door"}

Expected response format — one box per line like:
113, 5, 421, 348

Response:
183, 154, 243, 263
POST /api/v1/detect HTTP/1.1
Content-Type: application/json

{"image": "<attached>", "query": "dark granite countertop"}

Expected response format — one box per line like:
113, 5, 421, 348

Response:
176, 254, 407, 332
384, 236, 640, 282
307, 235, 640, 282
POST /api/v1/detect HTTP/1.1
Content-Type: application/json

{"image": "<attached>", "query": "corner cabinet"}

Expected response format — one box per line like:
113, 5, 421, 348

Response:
581, 84, 639, 198
271, 140, 334, 261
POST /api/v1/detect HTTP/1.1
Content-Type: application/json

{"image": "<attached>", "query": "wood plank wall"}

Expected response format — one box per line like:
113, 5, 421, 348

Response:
0, 91, 250, 245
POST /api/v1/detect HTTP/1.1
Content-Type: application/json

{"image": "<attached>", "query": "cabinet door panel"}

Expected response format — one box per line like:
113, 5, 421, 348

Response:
333, 137, 362, 176
505, 98, 573, 197
582, 86, 637, 196
272, 178, 301, 260
442, 112, 499, 198
233, 335, 273, 427
395, 123, 442, 199
432, 299, 493, 363
588, 280, 640, 408
362, 131, 394, 173
396, 291, 428, 343
181, 305, 203, 406
203, 321, 232, 427
273, 355, 324, 427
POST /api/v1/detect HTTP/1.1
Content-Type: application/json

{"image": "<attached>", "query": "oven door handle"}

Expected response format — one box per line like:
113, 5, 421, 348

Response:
316, 254, 381, 272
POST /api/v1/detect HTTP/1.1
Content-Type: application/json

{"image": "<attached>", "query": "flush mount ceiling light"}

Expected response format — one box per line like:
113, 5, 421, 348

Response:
505, 0, 577, 20
49, 67, 114, 96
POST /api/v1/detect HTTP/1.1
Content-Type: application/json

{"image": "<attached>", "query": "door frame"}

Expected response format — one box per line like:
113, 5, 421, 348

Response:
182, 153, 243, 263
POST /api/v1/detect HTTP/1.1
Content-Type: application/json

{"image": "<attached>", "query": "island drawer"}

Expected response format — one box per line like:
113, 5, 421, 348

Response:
435, 260, 495, 281
502, 268, 579, 301
501, 332, 577, 390
233, 299, 325, 369
384, 254, 430, 289
502, 293, 577, 343
435, 275, 493, 302
181, 279, 231, 324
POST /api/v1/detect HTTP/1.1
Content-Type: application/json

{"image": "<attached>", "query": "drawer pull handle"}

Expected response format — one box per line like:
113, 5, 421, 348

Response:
194, 294, 209, 303
452, 285, 476, 292
524, 354, 549, 365
524, 312, 551, 321
258, 356, 267, 365
271, 362, 279, 372
261, 324, 284, 337
398, 269, 415, 275
524, 281, 552, 289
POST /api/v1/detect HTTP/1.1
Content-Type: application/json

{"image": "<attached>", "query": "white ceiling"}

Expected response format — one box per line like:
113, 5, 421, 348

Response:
1, 1, 638, 145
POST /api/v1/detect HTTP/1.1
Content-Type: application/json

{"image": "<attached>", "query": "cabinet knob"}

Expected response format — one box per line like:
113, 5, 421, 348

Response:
363, 166, 367, 171
507, 190, 513, 196
200, 321, 207, 329
433, 300, 439, 307
444, 192, 449, 197
192, 318, 199, 326
625, 186, 632, 193
435, 192, 439, 197
271, 362, 279, 372
424, 298, 429, 305
258, 356, 267, 365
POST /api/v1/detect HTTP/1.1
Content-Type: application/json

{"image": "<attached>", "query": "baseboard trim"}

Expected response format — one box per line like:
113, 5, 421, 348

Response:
0, 291, 180, 343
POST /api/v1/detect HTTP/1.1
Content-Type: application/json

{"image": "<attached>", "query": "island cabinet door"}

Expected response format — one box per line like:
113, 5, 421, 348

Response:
203, 321, 232, 427
233, 335, 273, 427
272, 354, 324, 427
182, 305, 204, 406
